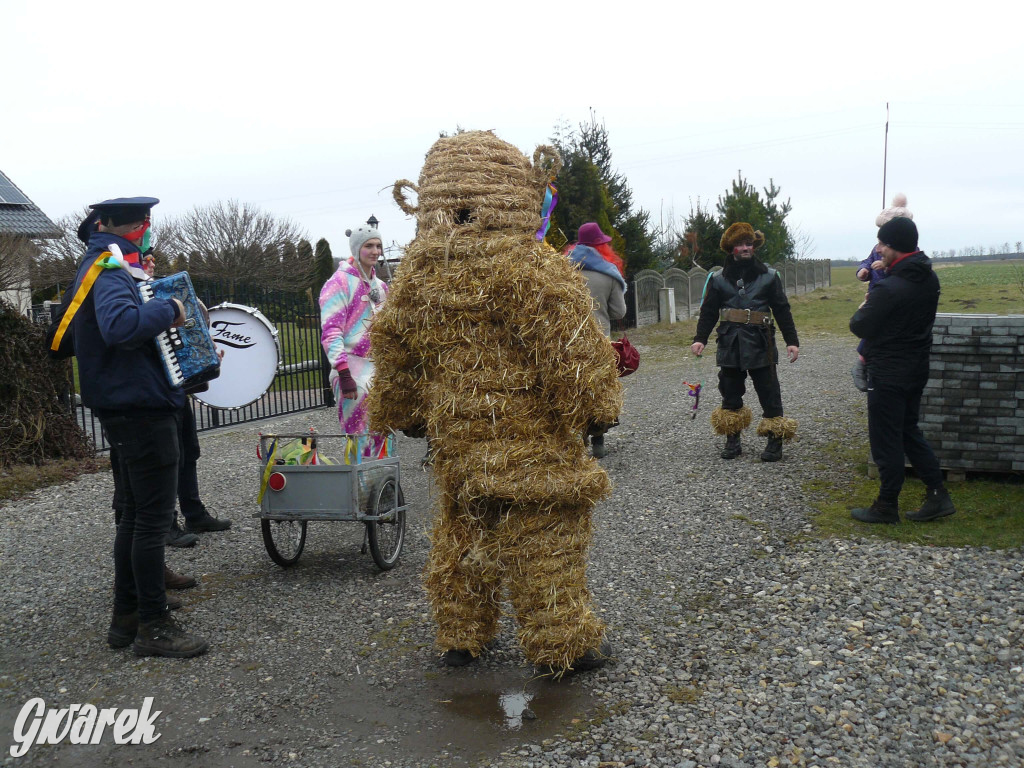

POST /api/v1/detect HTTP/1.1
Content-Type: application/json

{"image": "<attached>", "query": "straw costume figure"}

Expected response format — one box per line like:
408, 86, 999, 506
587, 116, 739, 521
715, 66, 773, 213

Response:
367, 130, 622, 673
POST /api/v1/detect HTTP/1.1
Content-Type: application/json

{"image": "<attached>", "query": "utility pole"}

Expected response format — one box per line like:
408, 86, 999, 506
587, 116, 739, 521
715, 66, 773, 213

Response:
882, 103, 890, 208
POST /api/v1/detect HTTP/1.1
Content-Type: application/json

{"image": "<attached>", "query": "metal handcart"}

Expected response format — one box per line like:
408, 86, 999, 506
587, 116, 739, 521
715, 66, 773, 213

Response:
256, 433, 407, 570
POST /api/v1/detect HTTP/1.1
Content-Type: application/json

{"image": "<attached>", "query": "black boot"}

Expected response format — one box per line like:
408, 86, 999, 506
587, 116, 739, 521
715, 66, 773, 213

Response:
851, 498, 900, 525
107, 612, 138, 649
440, 649, 475, 667
721, 433, 741, 459
166, 519, 198, 548
540, 640, 614, 678
184, 510, 232, 533
591, 434, 606, 458
760, 437, 783, 462
133, 614, 208, 658
906, 487, 956, 521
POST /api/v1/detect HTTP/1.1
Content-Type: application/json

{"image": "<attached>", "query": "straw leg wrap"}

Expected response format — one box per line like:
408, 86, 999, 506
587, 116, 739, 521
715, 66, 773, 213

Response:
756, 416, 798, 441
425, 497, 502, 657
710, 406, 752, 436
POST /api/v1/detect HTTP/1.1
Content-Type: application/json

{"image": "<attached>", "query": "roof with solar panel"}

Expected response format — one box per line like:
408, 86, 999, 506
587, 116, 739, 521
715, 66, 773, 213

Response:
0, 170, 60, 238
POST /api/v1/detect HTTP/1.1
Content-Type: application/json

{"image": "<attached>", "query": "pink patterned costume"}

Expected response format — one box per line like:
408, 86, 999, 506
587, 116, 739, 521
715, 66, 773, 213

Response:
319, 259, 389, 456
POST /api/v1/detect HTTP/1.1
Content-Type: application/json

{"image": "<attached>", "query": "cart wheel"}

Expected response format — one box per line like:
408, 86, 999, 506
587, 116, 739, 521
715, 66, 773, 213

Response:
366, 478, 405, 571
261, 519, 307, 567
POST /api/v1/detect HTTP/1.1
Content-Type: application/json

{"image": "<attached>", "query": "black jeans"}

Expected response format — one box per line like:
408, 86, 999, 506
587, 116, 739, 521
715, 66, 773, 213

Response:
176, 402, 205, 523
101, 411, 179, 622
719, 365, 784, 418
867, 379, 944, 504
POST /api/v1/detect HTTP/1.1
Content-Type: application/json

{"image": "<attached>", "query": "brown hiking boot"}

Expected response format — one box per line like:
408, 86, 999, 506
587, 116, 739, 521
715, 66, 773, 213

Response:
133, 614, 208, 658
165, 565, 197, 590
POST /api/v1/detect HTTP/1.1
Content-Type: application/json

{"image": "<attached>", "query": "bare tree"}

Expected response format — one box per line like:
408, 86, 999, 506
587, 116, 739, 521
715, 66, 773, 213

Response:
0, 233, 34, 298
160, 200, 312, 290
31, 210, 89, 299
791, 225, 817, 260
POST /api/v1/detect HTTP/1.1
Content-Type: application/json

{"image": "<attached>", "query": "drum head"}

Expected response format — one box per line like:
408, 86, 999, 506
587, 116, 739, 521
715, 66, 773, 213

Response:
194, 303, 280, 409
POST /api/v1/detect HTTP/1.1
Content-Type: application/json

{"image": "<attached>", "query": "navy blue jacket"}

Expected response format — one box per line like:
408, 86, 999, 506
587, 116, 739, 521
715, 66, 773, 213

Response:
849, 251, 939, 387
72, 232, 184, 413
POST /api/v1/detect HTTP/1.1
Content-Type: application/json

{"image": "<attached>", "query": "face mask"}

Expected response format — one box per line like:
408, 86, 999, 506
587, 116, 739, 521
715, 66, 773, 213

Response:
123, 219, 151, 243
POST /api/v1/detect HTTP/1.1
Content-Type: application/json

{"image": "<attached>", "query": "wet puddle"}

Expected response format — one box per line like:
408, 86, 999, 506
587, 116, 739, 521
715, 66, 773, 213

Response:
325, 667, 596, 764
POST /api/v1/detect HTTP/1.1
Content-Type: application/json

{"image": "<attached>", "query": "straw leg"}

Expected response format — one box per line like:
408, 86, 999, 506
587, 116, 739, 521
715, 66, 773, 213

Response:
424, 497, 501, 656
503, 504, 604, 669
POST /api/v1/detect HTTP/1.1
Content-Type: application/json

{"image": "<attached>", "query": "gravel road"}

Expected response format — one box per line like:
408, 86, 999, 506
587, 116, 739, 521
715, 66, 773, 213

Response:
1, 334, 1021, 768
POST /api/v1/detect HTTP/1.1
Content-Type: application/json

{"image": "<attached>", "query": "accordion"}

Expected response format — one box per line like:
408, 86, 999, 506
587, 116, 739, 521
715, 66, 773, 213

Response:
138, 272, 221, 391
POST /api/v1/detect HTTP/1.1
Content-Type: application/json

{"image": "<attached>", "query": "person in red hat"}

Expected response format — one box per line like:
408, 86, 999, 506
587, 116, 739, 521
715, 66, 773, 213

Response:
566, 222, 627, 458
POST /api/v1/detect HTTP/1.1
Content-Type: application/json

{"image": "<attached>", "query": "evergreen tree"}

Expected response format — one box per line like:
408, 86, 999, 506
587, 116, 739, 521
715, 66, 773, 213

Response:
716, 172, 794, 263
297, 239, 314, 273
680, 198, 725, 269
549, 112, 657, 277
313, 238, 334, 294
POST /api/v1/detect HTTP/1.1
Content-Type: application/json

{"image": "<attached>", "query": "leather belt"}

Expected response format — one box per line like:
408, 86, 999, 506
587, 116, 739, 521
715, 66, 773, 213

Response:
720, 308, 773, 325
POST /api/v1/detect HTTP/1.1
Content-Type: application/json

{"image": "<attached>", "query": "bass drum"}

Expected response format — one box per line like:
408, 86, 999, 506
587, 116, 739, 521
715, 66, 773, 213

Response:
194, 303, 280, 409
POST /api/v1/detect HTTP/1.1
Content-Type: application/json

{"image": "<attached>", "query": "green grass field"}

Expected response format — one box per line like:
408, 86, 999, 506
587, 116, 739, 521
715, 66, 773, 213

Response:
795, 262, 1024, 336
628, 260, 1024, 550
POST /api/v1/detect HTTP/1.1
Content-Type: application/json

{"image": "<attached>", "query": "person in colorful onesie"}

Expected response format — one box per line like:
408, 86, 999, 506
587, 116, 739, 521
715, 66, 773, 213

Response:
319, 226, 389, 457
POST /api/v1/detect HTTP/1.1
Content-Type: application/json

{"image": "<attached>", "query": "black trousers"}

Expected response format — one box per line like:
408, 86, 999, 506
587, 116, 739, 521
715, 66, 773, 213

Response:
176, 401, 205, 523
112, 402, 205, 527
102, 411, 179, 622
719, 365, 784, 418
868, 379, 944, 504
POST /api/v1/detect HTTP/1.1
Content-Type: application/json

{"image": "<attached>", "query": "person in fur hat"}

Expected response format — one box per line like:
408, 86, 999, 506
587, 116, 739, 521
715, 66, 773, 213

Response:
690, 223, 800, 462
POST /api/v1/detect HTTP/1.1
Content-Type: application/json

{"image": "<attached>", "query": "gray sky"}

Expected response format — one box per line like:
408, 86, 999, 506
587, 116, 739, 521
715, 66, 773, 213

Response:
3, 0, 1022, 264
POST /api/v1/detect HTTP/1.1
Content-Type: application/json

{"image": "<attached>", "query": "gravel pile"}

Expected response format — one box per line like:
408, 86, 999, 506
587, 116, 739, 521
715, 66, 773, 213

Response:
1, 335, 1021, 768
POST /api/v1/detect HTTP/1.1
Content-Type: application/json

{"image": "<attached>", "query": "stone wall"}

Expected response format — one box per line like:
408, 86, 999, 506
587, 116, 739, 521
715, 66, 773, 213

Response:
920, 313, 1024, 474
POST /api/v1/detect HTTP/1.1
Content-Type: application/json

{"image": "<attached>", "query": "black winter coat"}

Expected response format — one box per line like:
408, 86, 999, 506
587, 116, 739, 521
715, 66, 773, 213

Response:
849, 251, 939, 387
694, 259, 799, 370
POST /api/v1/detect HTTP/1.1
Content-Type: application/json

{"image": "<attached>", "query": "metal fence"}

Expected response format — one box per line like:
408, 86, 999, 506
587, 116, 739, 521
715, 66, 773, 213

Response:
56, 279, 332, 452
612, 259, 831, 330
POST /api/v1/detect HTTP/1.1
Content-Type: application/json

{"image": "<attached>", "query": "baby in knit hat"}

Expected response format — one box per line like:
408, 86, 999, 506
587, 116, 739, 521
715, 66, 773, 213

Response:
852, 194, 913, 391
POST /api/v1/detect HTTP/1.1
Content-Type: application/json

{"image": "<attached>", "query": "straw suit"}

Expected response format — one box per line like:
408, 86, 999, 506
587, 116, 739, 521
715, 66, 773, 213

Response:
368, 131, 622, 671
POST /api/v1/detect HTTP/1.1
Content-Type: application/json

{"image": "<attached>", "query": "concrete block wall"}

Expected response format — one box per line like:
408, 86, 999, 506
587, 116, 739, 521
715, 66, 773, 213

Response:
920, 314, 1024, 473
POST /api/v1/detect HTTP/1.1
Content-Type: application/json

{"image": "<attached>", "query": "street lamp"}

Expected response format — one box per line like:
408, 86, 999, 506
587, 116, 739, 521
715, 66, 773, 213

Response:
367, 214, 379, 229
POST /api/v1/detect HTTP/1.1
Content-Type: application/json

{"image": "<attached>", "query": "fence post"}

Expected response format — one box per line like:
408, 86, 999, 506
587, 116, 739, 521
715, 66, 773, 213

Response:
658, 288, 676, 324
